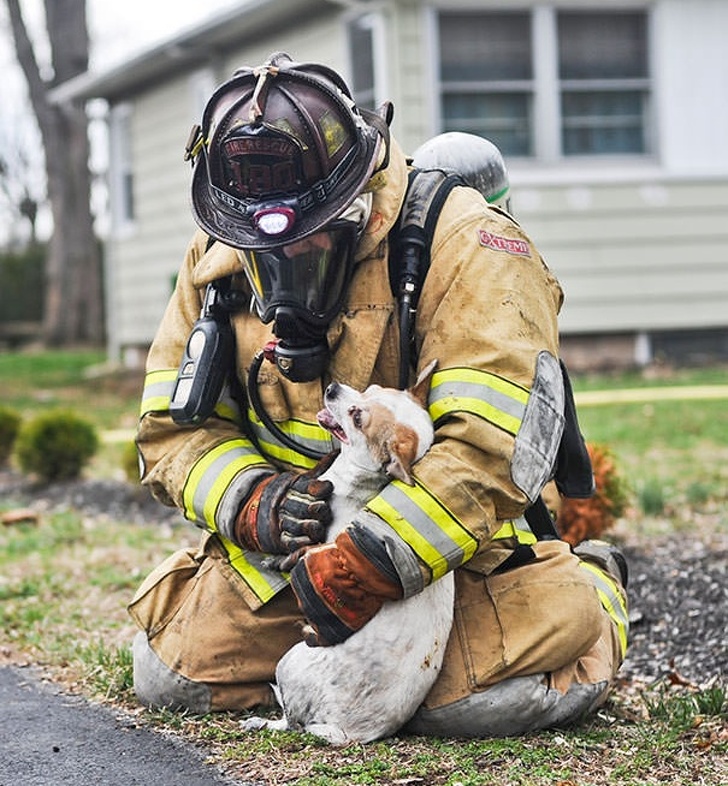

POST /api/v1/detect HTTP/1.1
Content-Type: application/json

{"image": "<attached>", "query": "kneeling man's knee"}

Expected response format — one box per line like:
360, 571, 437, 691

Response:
406, 674, 609, 738
132, 631, 212, 714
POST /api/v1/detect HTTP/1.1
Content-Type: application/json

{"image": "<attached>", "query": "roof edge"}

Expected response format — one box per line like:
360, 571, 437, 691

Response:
49, 0, 329, 104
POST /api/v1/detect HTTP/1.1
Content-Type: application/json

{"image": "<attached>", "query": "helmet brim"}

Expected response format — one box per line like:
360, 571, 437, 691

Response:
190, 126, 382, 251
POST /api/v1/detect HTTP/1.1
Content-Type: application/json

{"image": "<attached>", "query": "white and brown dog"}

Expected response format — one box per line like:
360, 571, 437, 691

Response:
244, 360, 454, 744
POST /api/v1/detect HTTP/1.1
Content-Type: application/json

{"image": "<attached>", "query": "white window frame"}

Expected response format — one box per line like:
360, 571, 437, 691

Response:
108, 102, 136, 237
428, 3, 655, 170
345, 10, 388, 110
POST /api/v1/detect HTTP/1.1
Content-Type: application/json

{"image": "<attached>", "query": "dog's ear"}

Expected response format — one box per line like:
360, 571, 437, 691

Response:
408, 359, 438, 409
384, 423, 419, 486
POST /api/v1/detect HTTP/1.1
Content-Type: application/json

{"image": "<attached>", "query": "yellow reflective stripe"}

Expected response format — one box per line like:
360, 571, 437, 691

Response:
183, 438, 269, 528
493, 518, 537, 545
214, 400, 240, 422
141, 370, 242, 424
428, 367, 529, 436
213, 383, 244, 425
247, 407, 334, 469
580, 561, 630, 658
140, 369, 177, 416
366, 479, 478, 580
218, 534, 290, 604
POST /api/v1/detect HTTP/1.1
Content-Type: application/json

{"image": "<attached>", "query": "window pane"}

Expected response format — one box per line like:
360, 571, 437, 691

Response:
558, 12, 647, 79
122, 173, 135, 221
440, 13, 531, 81
562, 91, 646, 154
439, 11, 532, 156
111, 108, 135, 224
558, 11, 649, 155
442, 93, 531, 157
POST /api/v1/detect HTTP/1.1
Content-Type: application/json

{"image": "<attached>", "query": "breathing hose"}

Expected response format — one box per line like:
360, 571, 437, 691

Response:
247, 346, 326, 461
398, 291, 414, 390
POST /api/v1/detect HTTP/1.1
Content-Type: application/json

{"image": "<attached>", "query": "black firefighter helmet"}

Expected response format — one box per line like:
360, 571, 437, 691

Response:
188, 51, 390, 252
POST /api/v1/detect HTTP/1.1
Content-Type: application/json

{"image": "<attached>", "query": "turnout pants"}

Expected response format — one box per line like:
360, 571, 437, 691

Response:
129, 534, 627, 735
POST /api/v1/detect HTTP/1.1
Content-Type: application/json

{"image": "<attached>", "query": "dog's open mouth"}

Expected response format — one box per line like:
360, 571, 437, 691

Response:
317, 408, 348, 443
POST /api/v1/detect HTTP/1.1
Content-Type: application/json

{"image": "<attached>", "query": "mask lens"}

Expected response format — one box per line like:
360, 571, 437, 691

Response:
241, 221, 357, 326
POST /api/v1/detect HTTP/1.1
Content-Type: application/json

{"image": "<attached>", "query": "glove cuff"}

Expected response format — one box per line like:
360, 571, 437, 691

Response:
338, 527, 403, 601
289, 529, 403, 646
233, 472, 276, 550
289, 547, 356, 646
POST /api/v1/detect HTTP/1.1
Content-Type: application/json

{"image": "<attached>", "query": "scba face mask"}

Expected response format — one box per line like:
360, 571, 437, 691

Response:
241, 219, 358, 332
239, 193, 371, 383
241, 220, 356, 382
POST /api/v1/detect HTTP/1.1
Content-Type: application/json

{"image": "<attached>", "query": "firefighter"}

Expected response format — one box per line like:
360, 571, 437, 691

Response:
130, 52, 628, 737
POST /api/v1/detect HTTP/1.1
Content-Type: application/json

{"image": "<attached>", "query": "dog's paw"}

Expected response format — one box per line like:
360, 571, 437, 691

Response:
240, 715, 267, 731
241, 715, 289, 732
304, 722, 350, 745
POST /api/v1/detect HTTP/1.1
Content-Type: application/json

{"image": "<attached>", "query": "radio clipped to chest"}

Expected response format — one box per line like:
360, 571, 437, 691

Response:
169, 277, 243, 426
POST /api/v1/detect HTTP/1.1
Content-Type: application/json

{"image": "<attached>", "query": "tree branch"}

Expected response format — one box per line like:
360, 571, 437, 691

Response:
4, 0, 49, 121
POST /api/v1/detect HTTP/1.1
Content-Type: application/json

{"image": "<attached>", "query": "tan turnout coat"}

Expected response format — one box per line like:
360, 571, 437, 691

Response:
131, 138, 623, 711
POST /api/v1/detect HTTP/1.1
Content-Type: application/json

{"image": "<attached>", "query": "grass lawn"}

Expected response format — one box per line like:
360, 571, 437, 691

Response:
1, 349, 726, 785
0, 348, 143, 479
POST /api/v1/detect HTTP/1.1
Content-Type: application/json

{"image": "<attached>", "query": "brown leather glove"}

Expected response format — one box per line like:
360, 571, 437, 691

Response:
233, 455, 336, 555
289, 523, 404, 646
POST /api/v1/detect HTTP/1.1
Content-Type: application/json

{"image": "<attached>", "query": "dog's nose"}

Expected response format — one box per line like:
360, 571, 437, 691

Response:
325, 382, 340, 400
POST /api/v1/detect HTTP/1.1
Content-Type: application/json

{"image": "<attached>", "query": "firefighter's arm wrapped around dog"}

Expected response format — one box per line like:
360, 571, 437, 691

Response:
291, 184, 567, 645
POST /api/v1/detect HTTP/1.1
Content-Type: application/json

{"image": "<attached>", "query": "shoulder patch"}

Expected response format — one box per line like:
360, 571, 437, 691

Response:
478, 229, 531, 257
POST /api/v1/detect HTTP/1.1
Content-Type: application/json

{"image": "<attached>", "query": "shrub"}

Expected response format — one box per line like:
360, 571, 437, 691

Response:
0, 406, 22, 466
14, 410, 99, 482
121, 440, 141, 484
0, 244, 45, 323
638, 478, 666, 516
555, 443, 630, 546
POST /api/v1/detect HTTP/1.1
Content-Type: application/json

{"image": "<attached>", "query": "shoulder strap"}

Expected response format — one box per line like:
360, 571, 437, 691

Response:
389, 168, 466, 388
389, 168, 465, 308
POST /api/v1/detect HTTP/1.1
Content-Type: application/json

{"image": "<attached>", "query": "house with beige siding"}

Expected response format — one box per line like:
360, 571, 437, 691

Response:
52, 0, 728, 371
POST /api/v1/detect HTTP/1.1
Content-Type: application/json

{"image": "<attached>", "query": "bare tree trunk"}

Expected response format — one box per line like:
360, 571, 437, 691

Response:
5, 0, 103, 346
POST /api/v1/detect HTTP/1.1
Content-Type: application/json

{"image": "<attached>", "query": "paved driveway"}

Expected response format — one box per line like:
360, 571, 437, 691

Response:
0, 666, 243, 786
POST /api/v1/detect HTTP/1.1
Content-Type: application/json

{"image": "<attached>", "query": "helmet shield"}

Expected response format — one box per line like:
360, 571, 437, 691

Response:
191, 53, 388, 250
240, 220, 358, 328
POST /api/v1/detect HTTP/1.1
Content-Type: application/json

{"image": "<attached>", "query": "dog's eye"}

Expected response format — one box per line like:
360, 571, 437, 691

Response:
349, 406, 363, 429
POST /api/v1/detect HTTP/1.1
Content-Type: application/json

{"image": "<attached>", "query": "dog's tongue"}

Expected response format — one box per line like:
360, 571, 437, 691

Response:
317, 408, 347, 443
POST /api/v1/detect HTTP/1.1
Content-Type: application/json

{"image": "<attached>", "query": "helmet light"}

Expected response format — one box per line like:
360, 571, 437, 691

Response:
254, 206, 297, 236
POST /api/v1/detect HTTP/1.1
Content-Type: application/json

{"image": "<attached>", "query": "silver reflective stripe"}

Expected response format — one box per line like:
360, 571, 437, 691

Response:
492, 516, 537, 545
367, 479, 479, 580
580, 561, 630, 658
140, 369, 177, 416
428, 367, 529, 436
141, 370, 243, 424
218, 534, 291, 603
183, 438, 271, 529
247, 407, 335, 468
214, 383, 244, 424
